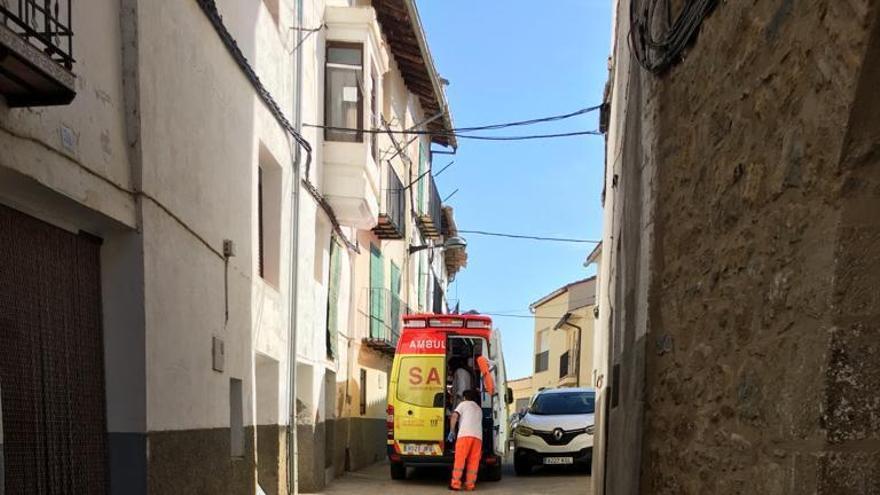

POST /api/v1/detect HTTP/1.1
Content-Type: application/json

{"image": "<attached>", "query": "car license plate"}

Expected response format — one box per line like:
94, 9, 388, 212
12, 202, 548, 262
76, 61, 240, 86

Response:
543, 456, 574, 465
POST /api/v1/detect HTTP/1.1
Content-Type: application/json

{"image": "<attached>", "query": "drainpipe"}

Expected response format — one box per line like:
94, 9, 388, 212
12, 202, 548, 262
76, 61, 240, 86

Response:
287, 0, 305, 492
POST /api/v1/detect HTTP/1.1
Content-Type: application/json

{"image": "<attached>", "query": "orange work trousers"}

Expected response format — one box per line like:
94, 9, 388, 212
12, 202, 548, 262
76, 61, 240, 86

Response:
450, 436, 482, 490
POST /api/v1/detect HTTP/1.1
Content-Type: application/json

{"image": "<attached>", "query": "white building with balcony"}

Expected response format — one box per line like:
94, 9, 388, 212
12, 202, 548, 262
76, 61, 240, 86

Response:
292, 0, 465, 491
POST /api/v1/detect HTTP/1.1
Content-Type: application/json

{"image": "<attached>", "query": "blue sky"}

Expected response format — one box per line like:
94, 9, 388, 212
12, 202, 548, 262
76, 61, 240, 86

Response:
417, 1, 612, 379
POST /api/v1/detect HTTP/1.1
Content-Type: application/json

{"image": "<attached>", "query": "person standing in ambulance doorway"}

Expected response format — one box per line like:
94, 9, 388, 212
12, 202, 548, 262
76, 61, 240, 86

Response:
447, 390, 483, 491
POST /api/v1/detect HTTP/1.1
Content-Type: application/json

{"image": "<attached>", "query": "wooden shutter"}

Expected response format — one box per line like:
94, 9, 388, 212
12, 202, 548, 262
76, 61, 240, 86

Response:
417, 141, 427, 213
390, 262, 401, 341
326, 238, 341, 358
369, 244, 384, 339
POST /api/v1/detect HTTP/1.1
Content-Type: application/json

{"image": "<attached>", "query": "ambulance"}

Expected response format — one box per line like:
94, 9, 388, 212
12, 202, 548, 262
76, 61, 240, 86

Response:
386, 313, 514, 481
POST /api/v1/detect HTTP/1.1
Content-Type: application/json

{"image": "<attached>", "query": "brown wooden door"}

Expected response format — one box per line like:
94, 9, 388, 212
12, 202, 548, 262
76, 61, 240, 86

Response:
0, 204, 107, 494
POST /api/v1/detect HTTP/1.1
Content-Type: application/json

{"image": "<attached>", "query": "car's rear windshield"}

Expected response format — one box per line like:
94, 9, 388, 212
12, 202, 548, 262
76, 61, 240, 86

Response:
529, 391, 595, 415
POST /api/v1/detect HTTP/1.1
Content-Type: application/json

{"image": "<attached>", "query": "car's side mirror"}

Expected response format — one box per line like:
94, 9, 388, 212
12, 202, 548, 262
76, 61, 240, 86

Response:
505, 387, 514, 405
433, 392, 445, 408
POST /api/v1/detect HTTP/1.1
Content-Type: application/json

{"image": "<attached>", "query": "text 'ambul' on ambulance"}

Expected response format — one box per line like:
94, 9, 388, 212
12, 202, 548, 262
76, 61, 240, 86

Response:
385, 313, 515, 481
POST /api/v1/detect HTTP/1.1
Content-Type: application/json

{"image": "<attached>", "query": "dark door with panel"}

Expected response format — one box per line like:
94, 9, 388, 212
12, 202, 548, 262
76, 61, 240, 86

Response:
0, 204, 107, 494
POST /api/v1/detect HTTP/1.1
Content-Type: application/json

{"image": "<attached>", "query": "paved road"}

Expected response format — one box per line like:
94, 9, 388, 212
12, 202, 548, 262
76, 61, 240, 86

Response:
319, 460, 592, 494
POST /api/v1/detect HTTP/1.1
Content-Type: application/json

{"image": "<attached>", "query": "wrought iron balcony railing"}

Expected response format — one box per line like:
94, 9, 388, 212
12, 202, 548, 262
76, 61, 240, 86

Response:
416, 178, 442, 239
373, 164, 406, 240
1, 0, 74, 69
360, 287, 410, 356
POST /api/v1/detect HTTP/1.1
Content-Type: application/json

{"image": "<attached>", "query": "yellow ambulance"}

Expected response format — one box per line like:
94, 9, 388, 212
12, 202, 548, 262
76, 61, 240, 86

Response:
386, 313, 513, 481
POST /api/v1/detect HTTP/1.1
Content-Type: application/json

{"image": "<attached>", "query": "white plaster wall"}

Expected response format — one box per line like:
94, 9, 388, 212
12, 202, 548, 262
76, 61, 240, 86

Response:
0, 0, 135, 228
135, 0, 298, 431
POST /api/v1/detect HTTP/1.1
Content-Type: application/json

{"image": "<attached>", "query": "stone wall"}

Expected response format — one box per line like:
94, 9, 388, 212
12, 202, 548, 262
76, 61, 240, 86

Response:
147, 428, 255, 495
638, 0, 880, 493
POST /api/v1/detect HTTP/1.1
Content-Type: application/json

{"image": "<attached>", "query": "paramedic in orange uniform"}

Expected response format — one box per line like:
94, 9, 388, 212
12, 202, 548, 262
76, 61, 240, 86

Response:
448, 390, 482, 491
476, 354, 495, 396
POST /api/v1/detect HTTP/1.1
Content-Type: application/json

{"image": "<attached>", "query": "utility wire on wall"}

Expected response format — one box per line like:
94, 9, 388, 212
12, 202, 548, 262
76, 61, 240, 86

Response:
629, 0, 719, 73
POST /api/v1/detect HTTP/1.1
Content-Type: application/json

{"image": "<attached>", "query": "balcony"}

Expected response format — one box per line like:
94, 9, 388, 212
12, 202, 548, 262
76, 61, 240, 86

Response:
0, 0, 75, 106
372, 164, 405, 240
322, 140, 380, 229
360, 287, 410, 357
416, 178, 442, 239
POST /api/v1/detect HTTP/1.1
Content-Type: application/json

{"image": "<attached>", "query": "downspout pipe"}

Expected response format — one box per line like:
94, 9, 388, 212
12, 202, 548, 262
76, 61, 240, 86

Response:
287, 0, 305, 492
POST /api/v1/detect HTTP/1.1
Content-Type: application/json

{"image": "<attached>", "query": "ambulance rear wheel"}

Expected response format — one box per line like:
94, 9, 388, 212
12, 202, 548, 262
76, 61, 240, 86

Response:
483, 462, 503, 481
390, 462, 406, 480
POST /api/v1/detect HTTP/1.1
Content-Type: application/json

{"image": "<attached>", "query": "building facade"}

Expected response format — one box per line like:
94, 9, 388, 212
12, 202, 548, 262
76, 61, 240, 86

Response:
508, 376, 535, 416
290, 0, 462, 492
0, 0, 462, 494
529, 278, 596, 392
593, 0, 880, 493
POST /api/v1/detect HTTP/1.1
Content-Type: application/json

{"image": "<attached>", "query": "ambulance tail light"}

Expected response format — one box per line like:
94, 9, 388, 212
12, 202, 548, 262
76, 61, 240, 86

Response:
386, 404, 395, 439
465, 320, 491, 329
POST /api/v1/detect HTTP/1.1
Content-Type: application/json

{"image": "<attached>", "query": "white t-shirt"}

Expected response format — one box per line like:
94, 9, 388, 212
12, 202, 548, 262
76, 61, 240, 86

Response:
452, 368, 472, 398
454, 400, 483, 441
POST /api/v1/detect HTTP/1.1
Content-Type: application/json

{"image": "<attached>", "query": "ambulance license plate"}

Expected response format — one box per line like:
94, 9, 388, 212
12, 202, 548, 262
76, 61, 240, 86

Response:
403, 443, 436, 455
543, 457, 574, 465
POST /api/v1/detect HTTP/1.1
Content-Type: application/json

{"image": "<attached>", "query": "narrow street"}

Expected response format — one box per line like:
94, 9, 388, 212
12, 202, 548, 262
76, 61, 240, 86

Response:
319, 460, 591, 495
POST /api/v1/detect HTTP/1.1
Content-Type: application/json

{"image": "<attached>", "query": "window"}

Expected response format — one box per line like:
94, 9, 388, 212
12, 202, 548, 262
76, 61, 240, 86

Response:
258, 166, 264, 278
360, 368, 367, 416
325, 237, 342, 359
559, 351, 570, 378
230, 378, 244, 457
369, 243, 385, 339
258, 149, 282, 286
535, 329, 550, 373
535, 351, 550, 373
325, 42, 363, 142
370, 70, 380, 162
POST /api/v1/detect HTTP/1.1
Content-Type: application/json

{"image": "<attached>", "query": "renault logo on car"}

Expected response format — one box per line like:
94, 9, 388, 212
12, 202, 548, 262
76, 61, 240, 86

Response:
552, 428, 564, 441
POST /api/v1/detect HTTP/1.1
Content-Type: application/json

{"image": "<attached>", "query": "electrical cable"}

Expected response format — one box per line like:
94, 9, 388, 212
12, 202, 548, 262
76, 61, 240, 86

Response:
432, 160, 455, 178
481, 313, 564, 320
457, 230, 600, 244
304, 104, 602, 138
629, 0, 719, 73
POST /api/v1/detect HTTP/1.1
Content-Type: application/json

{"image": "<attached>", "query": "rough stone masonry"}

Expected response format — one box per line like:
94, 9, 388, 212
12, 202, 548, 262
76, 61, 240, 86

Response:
637, 0, 880, 493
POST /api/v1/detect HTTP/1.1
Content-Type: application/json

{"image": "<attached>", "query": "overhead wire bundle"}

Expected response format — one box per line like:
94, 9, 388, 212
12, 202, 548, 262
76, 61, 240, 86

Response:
305, 104, 603, 142
629, 0, 719, 74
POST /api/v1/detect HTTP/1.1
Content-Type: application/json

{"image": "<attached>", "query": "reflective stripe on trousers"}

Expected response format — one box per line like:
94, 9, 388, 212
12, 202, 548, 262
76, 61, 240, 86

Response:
450, 436, 482, 489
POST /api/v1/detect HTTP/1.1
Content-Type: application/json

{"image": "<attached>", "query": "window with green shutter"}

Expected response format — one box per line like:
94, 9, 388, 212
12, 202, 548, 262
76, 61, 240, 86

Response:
326, 237, 342, 359
417, 141, 427, 214
390, 261, 401, 342
418, 253, 426, 311
369, 243, 385, 339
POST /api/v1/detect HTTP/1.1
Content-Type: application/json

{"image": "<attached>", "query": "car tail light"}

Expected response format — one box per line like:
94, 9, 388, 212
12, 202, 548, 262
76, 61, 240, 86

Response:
386, 404, 395, 439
